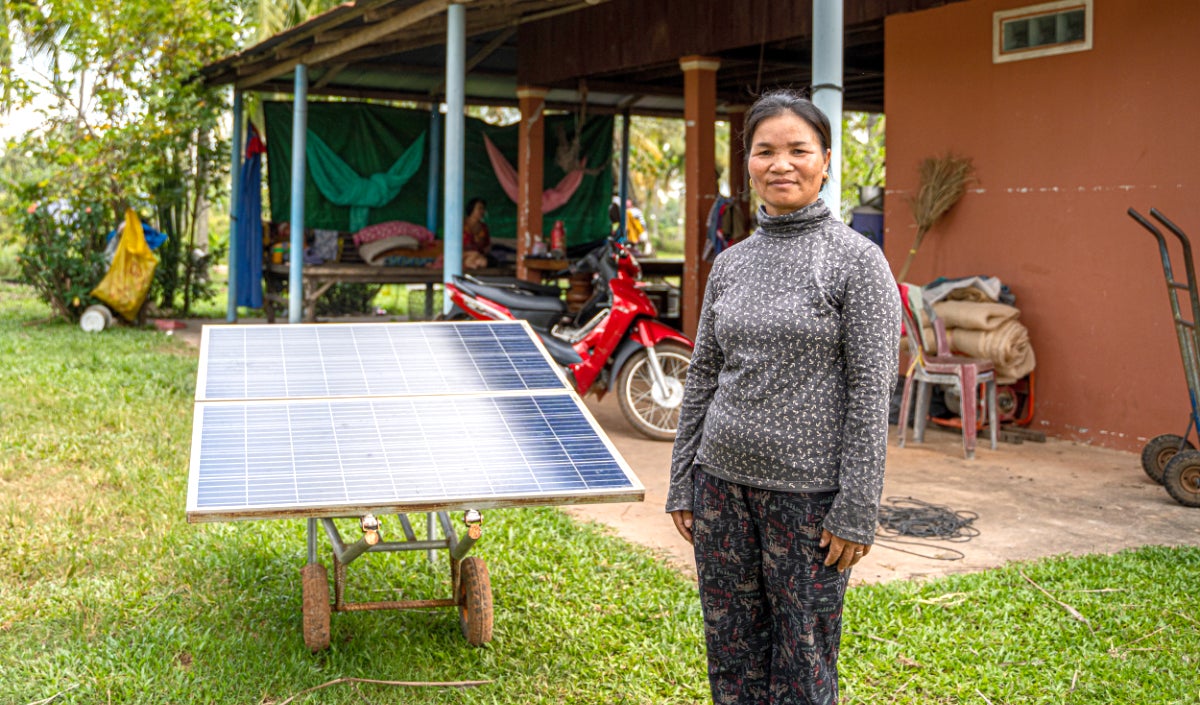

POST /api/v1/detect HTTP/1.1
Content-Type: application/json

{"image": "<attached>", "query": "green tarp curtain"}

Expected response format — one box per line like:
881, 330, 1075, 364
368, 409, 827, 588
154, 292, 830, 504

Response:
263, 101, 614, 247
306, 129, 426, 233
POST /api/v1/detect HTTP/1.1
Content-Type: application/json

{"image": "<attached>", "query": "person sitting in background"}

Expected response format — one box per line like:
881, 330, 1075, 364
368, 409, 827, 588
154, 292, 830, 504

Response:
463, 197, 491, 256
624, 198, 649, 254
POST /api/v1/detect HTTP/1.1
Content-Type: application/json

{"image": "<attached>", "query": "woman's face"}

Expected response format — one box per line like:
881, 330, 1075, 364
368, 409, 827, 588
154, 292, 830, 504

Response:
469, 201, 486, 222
747, 112, 831, 216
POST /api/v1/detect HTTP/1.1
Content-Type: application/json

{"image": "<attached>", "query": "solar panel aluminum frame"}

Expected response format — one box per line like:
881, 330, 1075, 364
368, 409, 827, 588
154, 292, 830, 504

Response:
186, 391, 645, 523
194, 319, 575, 402
186, 320, 644, 524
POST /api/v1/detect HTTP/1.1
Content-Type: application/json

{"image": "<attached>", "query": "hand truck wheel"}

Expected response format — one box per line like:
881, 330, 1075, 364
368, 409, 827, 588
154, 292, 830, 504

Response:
1162, 449, 1200, 508
1141, 434, 1195, 485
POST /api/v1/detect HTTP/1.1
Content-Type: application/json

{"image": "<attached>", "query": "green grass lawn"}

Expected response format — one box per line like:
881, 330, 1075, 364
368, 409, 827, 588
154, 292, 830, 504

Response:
1, 280, 1197, 704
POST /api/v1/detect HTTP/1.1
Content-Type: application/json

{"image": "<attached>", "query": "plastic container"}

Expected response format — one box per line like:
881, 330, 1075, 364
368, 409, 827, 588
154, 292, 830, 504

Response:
80, 304, 113, 333
550, 220, 566, 257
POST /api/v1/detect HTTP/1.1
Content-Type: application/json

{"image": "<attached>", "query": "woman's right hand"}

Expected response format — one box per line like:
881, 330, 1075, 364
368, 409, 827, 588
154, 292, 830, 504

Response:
670, 510, 694, 544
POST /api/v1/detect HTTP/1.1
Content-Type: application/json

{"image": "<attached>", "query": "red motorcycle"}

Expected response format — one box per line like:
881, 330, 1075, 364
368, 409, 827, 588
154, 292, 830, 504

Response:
445, 238, 693, 441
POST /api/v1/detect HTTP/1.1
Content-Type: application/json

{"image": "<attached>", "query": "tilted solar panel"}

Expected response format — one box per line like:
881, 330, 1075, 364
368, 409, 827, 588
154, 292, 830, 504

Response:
197, 321, 568, 401
187, 320, 642, 522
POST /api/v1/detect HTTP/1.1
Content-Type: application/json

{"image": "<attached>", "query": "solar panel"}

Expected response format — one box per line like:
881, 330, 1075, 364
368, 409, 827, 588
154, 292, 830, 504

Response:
187, 321, 642, 522
196, 321, 568, 401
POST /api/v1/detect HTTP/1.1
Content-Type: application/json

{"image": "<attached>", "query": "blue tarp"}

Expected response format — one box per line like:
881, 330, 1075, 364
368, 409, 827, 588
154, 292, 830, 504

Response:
234, 125, 265, 309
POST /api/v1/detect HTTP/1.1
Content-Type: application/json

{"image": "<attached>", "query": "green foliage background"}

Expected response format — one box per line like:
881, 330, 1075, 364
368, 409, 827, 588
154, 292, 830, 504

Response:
1, 0, 239, 320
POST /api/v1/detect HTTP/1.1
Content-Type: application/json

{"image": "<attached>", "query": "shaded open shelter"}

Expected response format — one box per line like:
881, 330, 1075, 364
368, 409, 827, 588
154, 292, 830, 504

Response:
200, 0, 1198, 455
200, 0, 960, 329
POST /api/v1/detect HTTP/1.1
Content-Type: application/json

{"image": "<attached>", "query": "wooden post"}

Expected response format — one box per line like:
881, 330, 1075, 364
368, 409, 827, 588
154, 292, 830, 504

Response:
728, 106, 750, 234
517, 86, 547, 282
680, 55, 720, 338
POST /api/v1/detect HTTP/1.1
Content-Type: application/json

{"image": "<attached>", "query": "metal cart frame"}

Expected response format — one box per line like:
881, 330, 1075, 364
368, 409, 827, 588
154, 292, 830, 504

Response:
1128, 207, 1200, 506
300, 509, 490, 651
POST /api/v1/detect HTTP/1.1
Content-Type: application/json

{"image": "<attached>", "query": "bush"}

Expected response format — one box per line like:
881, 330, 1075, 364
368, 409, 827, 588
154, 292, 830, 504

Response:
14, 189, 112, 322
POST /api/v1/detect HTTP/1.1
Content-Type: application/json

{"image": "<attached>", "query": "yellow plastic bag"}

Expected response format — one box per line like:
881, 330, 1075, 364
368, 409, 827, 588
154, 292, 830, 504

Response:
91, 209, 159, 321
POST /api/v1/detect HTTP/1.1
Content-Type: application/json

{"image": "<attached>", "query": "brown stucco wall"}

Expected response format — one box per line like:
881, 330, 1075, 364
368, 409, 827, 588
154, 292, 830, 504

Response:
884, 0, 1200, 452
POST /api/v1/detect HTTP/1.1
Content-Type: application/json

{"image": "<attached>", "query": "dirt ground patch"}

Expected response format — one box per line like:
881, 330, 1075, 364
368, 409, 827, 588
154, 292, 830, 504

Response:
172, 319, 1199, 585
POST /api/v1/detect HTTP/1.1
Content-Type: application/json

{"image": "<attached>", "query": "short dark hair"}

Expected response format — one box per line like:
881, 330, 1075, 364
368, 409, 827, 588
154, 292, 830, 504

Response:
742, 90, 832, 158
465, 197, 486, 217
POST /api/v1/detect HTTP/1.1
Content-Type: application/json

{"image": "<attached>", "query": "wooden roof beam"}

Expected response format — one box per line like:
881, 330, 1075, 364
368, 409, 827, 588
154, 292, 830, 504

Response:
238, 0, 467, 89
429, 27, 515, 94
312, 63, 350, 89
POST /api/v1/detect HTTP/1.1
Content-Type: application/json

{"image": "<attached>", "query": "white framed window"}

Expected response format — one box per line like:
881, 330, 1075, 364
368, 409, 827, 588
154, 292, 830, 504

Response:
993, 0, 1092, 64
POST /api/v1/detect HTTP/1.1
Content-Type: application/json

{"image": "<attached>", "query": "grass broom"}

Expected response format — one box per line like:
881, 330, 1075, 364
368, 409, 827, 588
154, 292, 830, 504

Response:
896, 153, 977, 283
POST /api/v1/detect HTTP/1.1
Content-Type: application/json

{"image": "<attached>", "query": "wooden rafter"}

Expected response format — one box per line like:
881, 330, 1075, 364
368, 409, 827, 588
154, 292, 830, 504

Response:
428, 26, 515, 95
238, 0, 466, 89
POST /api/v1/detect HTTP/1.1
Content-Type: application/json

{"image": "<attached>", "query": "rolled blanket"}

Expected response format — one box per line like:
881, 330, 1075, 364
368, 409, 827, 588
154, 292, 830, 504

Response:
933, 301, 1020, 331
945, 287, 992, 303
951, 320, 1037, 383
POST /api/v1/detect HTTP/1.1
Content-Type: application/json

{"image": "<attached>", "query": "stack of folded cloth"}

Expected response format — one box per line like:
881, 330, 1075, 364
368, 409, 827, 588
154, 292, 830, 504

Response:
921, 300, 1036, 384
355, 221, 440, 266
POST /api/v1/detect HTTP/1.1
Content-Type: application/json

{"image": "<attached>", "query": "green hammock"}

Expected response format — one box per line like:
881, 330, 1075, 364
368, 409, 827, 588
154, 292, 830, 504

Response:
306, 129, 427, 232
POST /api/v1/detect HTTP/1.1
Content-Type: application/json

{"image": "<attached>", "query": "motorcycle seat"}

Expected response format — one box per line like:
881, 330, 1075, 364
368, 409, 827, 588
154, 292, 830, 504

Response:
455, 278, 568, 316
465, 275, 561, 298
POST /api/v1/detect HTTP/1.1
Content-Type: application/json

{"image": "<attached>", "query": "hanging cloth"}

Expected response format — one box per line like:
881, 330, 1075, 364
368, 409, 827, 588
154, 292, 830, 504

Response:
482, 133, 586, 213
234, 124, 266, 309
306, 130, 427, 232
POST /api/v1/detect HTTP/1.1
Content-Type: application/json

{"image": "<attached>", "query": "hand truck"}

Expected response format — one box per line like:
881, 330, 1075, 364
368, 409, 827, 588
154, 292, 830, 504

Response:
1128, 207, 1200, 507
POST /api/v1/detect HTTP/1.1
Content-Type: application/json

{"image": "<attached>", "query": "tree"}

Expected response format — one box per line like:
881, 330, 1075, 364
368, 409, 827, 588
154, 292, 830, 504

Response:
1, 0, 239, 319
840, 111, 886, 220
619, 116, 729, 254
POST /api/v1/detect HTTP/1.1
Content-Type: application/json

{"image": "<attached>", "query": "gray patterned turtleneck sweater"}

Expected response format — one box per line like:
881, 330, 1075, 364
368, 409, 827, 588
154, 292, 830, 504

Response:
666, 199, 901, 544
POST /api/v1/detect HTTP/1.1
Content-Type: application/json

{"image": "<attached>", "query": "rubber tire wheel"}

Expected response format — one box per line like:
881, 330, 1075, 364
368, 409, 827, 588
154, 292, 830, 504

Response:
616, 341, 692, 442
1162, 448, 1200, 508
457, 557, 493, 646
1141, 434, 1195, 485
301, 563, 331, 652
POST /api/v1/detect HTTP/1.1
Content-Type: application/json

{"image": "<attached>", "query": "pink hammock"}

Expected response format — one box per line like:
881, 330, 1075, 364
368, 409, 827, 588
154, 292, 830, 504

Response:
483, 133, 586, 213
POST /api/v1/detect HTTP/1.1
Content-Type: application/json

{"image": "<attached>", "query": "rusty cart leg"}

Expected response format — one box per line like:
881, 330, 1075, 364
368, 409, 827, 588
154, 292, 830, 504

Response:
301, 518, 331, 651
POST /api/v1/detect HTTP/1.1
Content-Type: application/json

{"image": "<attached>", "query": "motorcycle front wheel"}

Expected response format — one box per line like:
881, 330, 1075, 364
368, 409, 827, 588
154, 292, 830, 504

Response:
616, 341, 692, 441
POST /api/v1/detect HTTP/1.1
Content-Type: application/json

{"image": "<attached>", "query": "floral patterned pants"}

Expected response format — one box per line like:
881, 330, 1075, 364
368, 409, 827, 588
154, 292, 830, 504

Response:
692, 470, 849, 705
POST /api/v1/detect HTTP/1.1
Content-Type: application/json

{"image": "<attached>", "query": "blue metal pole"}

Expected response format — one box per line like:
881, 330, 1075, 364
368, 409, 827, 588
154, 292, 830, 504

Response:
289, 65, 309, 324
427, 107, 441, 234
226, 90, 243, 322
618, 108, 630, 240
812, 0, 844, 219
442, 3, 466, 313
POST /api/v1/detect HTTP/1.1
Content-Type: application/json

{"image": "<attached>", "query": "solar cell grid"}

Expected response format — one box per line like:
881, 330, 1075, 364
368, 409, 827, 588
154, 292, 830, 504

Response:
189, 394, 637, 520
188, 320, 641, 522
198, 321, 566, 401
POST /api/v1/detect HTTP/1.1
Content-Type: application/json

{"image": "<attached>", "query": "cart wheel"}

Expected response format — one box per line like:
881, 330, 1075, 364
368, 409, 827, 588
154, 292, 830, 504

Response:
1162, 449, 1200, 508
456, 557, 493, 646
1141, 434, 1195, 485
301, 563, 331, 652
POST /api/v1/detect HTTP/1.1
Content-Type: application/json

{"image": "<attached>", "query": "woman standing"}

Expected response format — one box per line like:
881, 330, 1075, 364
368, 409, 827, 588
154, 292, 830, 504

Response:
667, 90, 900, 705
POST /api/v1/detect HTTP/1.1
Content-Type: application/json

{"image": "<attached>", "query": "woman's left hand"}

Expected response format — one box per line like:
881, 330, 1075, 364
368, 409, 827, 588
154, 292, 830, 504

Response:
820, 530, 870, 573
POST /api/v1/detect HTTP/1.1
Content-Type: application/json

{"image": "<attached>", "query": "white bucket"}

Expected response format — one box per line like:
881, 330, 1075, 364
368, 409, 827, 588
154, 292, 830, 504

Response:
80, 304, 113, 333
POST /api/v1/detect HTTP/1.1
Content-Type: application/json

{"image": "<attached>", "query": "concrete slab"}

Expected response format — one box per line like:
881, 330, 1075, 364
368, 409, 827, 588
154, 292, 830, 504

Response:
576, 393, 1200, 586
